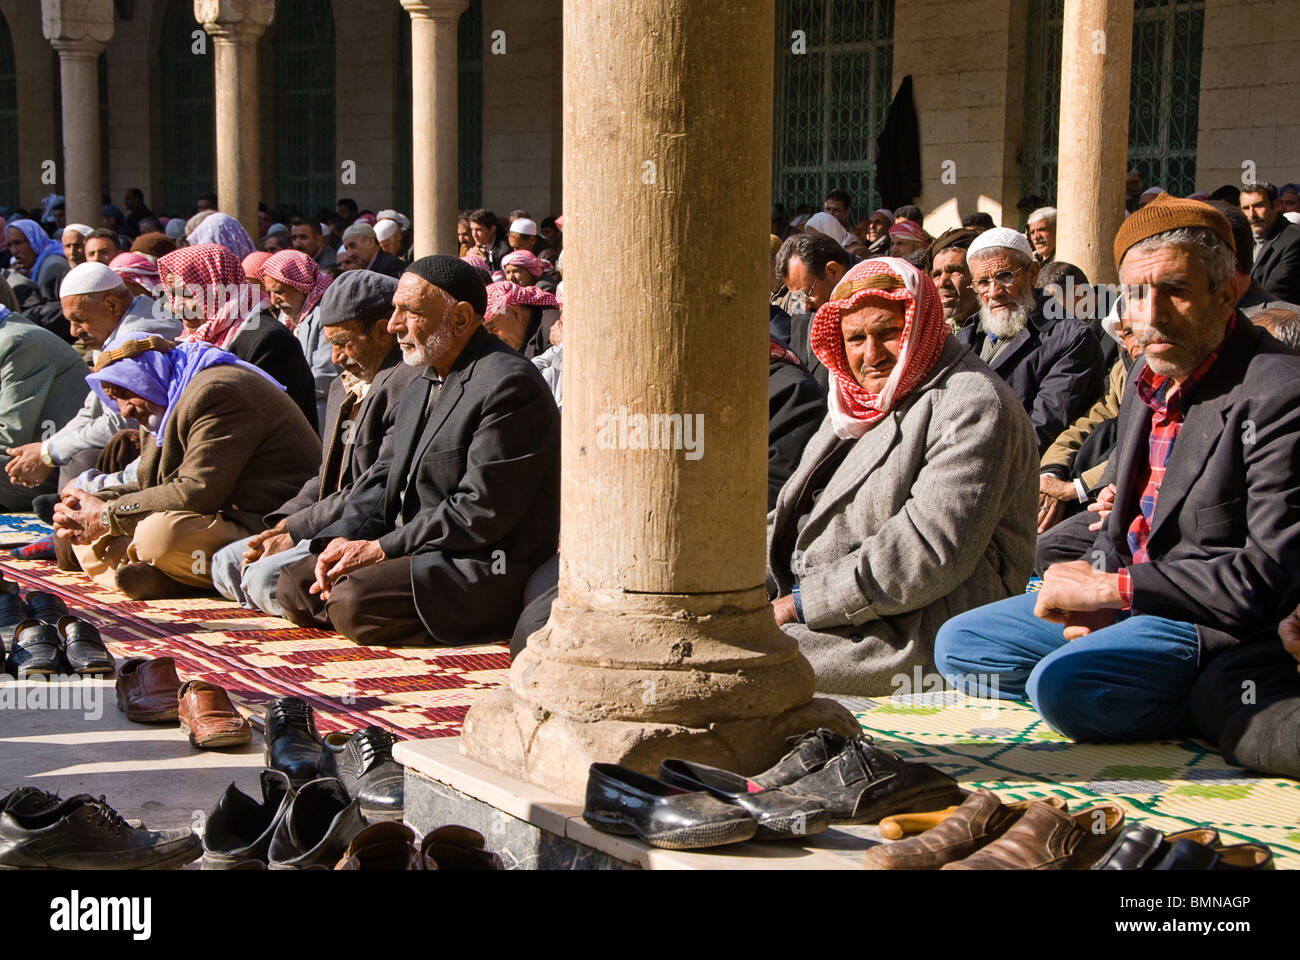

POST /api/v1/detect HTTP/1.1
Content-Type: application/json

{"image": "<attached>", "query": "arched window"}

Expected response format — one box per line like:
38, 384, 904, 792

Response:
0, 12, 18, 206
272, 0, 336, 218
158, 0, 215, 215
1021, 0, 1205, 208
773, 0, 895, 215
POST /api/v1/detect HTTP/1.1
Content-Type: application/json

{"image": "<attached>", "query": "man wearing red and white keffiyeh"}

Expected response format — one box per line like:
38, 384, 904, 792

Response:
157, 243, 264, 349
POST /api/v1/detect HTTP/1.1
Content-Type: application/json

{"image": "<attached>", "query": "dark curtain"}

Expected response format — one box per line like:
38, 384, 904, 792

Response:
874, 75, 921, 211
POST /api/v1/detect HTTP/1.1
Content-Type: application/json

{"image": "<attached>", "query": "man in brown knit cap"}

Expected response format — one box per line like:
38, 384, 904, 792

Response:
934, 194, 1300, 779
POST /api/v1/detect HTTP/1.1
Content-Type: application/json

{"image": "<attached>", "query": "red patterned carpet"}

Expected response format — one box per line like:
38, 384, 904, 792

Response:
0, 557, 512, 739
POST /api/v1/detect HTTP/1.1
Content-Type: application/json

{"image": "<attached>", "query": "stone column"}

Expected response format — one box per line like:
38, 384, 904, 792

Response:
401, 0, 467, 258
41, 0, 114, 228
461, 0, 857, 802
1055, 0, 1133, 286
194, 0, 275, 241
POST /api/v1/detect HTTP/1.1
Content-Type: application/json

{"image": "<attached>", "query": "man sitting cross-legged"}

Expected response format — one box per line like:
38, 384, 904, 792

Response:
210, 271, 419, 616
276, 256, 560, 647
53, 335, 322, 599
935, 195, 1300, 745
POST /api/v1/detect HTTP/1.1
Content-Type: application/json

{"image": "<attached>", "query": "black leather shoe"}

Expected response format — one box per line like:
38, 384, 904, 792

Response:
202, 770, 294, 869
750, 728, 849, 789
56, 616, 114, 676
0, 570, 19, 594
583, 763, 757, 850
5, 619, 64, 677
658, 758, 830, 840
0, 793, 201, 869
0, 590, 29, 657
267, 778, 366, 870
1094, 824, 1221, 870
319, 726, 404, 822
781, 735, 964, 823
263, 697, 324, 787
22, 591, 69, 624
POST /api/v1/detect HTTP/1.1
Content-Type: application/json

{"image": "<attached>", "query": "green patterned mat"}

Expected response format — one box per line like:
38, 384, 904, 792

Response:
844, 691, 1300, 869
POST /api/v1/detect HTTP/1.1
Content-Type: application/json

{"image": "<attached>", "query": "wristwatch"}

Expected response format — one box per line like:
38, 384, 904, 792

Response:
39, 441, 55, 468
100, 506, 113, 533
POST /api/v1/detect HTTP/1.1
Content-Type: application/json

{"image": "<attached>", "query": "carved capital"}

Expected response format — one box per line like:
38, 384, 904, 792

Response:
41, 0, 114, 51
400, 0, 469, 22
193, 0, 275, 40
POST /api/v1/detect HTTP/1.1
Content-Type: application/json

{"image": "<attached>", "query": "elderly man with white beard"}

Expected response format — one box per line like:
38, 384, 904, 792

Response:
952, 228, 1104, 453
276, 256, 561, 647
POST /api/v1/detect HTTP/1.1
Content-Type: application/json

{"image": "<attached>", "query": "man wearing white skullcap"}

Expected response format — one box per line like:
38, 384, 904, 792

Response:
507, 218, 540, 254
4, 261, 181, 492
61, 224, 95, 267
374, 218, 404, 259
952, 225, 1105, 454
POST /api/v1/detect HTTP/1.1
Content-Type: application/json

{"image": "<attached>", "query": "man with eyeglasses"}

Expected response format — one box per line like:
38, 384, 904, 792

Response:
773, 232, 852, 393
952, 227, 1104, 454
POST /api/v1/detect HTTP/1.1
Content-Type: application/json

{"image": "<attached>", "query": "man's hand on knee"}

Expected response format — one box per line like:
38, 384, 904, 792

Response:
244, 521, 290, 564
309, 538, 385, 601
1034, 560, 1123, 639
52, 489, 109, 545
4, 442, 53, 487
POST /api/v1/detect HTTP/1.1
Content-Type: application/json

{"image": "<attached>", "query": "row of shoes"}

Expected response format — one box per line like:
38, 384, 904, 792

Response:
583, 729, 964, 850
0, 576, 114, 678
860, 787, 1274, 870
116, 656, 252, 748
0, 786, 202, 870
200, 769, 501, 870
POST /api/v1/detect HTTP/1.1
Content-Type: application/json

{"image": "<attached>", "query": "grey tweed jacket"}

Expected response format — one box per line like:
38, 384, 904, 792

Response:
766, 336, 1039, 696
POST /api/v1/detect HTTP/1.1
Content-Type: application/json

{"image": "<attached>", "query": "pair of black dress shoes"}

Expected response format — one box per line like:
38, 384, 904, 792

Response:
0, 587, 114, 678
262, 697, 404, 821
584, 729, 964, 850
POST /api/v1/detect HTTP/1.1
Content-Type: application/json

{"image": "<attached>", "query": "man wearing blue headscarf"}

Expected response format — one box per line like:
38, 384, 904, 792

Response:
53, 334, 321, 600
3, 219, 72, 337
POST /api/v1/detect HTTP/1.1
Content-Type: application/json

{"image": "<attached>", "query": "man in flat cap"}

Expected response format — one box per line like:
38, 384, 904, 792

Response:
276, 255, 561, 647
4, 262, 180, 493
210, 270, 420, 616
935, 194, 1300, 776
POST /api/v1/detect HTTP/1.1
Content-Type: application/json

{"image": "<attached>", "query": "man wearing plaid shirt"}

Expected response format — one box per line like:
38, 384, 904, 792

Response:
934, 195, 1300, 764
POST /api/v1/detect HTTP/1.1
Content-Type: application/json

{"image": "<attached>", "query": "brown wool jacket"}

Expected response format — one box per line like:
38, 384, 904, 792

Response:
101, 365, 322, 537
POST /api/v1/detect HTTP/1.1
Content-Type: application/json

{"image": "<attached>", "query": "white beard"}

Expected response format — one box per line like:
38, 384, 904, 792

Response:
400, 325, 457, 368
979, 299, 1031, 340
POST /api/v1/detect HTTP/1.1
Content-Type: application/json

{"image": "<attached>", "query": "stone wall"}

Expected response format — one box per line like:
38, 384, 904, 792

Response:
479, 0, 562, 219
2, 0, 59, 210
332, 0, 402, 213
1195, 0, 1300, 192
890, 0, 1029, 233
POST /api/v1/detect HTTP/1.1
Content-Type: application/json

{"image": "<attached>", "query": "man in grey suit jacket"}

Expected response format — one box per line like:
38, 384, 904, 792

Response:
277, 257, 561, 647
4, 263, 180, 491
766, 257, 1038, 695
211, 271, 418, 615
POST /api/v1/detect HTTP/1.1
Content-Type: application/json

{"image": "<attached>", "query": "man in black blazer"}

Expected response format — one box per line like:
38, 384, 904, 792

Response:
935, 195, 1300, 753
342, 223, 404, 279
952, 228, 1104, 454
1243, 182, 1300, 304
211, 271, 418, 615
277, 256, 561, 647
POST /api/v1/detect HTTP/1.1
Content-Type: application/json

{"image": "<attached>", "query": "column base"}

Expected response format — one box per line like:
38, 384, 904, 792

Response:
461, 686, 859, 803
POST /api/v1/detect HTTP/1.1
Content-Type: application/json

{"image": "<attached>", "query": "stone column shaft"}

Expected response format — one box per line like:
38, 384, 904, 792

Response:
195, 1, 275, 241
41, 0, 114, 227
402, 0, 467, 258
460, 0, 856, 802
1056, 0, 1133, 285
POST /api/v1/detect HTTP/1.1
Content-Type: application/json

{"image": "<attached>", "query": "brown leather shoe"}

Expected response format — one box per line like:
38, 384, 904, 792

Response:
334, 822, 418, 870
942, 801, 1124, 870
177, 680, 252, 749
863, 789, 1068, 870
114, 562, 204, 601
115, 657, 182, 722
416, 825, 504, 870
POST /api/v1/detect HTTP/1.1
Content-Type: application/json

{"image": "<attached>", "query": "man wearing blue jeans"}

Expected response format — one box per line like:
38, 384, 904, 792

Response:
935, 194, 1300, 749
